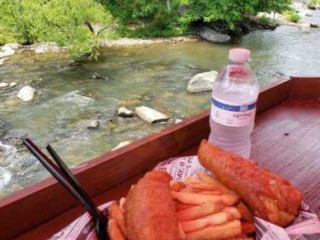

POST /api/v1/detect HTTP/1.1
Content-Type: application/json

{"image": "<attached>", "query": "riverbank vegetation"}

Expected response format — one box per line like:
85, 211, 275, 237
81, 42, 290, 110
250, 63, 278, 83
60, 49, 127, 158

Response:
0, 0, 293, 60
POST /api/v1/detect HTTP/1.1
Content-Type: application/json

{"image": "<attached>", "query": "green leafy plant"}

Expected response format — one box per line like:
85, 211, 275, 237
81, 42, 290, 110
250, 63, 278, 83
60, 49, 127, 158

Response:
257, 15, 273, 25
308, 0, 320, 9
180, 0, 291, 30
284, 10, 300, 23
0, 0, 114, 60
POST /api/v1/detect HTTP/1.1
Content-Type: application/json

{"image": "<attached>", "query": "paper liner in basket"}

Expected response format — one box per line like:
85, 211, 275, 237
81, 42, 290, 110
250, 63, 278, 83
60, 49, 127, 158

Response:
51, 156, 320, 240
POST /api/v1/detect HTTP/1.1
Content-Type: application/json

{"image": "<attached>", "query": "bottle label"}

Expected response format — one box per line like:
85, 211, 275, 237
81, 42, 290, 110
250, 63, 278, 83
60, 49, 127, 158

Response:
211, 97, 257, 127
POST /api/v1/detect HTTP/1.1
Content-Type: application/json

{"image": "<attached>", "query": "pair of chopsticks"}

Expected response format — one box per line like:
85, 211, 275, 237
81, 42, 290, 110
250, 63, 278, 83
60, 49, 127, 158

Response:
23, 138, 109, 240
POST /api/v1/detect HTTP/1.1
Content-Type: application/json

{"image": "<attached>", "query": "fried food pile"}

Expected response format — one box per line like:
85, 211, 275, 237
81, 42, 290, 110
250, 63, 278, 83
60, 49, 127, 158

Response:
108, 170, 254, 240
107, 140, 304, 239
198, 140, 304, 227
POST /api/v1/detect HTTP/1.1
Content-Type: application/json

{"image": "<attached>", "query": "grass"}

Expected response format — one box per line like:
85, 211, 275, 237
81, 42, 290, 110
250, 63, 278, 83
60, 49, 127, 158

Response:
284, 10, 300, 23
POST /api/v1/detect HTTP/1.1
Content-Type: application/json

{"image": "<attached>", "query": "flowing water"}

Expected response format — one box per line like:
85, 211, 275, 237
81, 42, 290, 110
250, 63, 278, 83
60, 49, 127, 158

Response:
0, 25, 320, 197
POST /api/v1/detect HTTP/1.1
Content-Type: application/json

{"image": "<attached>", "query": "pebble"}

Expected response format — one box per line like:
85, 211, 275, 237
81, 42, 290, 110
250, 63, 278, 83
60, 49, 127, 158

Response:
112, 141, 132, 150
87, 120, 99, 129
175, 119, 183, 124
118, 107, 134, 118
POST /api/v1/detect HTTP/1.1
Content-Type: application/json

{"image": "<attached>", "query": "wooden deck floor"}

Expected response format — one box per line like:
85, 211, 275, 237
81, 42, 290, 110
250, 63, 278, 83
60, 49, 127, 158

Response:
13, 99, 320, 240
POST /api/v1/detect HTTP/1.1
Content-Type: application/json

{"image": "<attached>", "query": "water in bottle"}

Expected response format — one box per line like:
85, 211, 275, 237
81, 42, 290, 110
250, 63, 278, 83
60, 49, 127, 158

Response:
208, 48, 259, 158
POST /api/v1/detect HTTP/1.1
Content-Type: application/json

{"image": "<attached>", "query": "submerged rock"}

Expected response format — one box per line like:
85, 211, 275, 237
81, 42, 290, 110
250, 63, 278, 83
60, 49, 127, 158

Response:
17, 86, 35, 102
112, 141, 132, 150
118, 107, 134, 118
91, 72, 109, 81
0, 83, 8, 88
135, 106, 169, 124
187, 71, 218, 93
199, 27, 231, 43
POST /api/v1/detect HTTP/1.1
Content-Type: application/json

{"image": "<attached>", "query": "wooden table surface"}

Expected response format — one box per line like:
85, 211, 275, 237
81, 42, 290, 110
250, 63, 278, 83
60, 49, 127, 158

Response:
13, 98, 320, 240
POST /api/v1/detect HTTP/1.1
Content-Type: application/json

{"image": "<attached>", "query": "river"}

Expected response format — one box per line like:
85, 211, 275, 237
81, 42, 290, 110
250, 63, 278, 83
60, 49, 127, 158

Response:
0, 24, 320, 197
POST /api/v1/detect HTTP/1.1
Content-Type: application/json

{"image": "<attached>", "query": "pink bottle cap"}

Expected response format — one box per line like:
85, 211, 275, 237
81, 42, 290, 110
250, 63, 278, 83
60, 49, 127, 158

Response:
229, 48, 251, 62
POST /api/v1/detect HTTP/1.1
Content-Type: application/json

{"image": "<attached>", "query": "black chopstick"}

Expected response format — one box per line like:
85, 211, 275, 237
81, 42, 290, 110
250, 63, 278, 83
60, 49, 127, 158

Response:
23, 139, 108, 240
46, 144, 107, 239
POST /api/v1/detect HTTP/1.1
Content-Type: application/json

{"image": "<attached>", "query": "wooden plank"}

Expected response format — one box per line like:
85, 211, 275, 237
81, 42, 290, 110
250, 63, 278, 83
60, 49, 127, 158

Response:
290, 77, 320, 99
0, 111, 210, 240
257, 78, 291, 114
251, 99, 320, 215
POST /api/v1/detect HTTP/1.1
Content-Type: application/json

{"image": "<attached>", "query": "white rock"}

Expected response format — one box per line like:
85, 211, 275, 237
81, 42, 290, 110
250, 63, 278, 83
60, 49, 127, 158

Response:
187, 71, 218, 93
87, 120, 99, 129
0, 45, 15, 58
112, 141, 132, 150
135, 106, 169, 124
175, 119, 183, 124
9, 82, 17, 88
0, 83, 8, 88
118, 107, 134, 117
199, 27, 231, 43
17, 86, 35, 102
4, 43, 19, 50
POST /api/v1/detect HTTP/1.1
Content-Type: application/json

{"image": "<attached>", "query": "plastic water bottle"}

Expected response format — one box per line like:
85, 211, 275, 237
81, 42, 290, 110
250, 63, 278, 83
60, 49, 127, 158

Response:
208, 48, 259, 158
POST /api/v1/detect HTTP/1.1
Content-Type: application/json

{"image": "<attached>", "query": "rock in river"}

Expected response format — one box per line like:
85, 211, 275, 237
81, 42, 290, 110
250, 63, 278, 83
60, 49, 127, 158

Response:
9, 82, 17, 88
87, 120, 99, 129
92, 72, 109, 81
17, 86, 35, 102
0, 45, 15, 59
187, 71, 218, 93
135, 106, 169, 124
199, 27, 231, 43
0, 83, 8, 88
112, 141, 132, 150
118, 107, 134, 118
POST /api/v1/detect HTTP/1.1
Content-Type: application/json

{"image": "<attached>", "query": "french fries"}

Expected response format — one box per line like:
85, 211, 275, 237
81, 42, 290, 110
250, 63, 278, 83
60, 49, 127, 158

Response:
236, 201, 254, 222
108, 201, 126, 234
197, 171, 217, 183
171, 173, 255, 240
176, 203, 196, 211
241, 222, 255, 234
108, 219, 125, 240
177, 202, 226, 221
185, 220, 242, 240
178, 222, 186, 239
170, 181, 187, 191
171, 191, 239, 206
